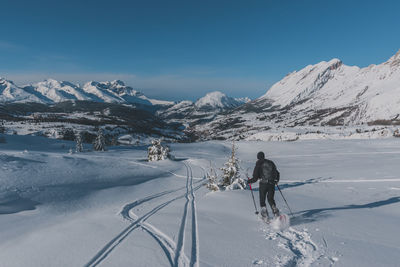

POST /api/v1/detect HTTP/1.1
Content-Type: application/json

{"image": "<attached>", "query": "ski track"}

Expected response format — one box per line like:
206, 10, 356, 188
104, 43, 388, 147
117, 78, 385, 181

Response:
189, 162, 200, 267
85, 160, 204, 267
173, 163, 191, 267
266, 226, 321, 267
173, 162, 200, 267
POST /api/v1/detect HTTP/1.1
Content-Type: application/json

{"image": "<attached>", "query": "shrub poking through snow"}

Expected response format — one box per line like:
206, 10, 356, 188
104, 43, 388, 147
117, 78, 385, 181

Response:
93, 128, 106, 151
147, 139, 170, 161
206, 162, 219, 191
393, 129, 400, 137
220, 141, 246, 189
111, 136, 119, 146
75, 131, 83, 152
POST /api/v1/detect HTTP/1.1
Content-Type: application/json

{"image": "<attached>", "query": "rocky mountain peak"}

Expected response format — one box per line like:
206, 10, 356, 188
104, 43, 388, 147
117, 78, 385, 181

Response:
327, 58, 343, 70
195, 91, 241, 110
388, 49, 400, 67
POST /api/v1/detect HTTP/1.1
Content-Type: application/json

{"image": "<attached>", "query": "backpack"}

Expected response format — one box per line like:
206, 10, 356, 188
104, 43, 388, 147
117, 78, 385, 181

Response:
260, 160, 279, 184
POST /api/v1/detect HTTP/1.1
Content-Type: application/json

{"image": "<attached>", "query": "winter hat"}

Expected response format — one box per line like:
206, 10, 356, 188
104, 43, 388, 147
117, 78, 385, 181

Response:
257, 151, 265, 160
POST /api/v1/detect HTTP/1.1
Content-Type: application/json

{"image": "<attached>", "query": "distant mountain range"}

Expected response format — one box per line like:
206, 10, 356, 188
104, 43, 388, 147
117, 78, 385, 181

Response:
2, 49, 400, 142
0, 78, 250, 142
159, 91, 250, 127
0, 78, 173, 106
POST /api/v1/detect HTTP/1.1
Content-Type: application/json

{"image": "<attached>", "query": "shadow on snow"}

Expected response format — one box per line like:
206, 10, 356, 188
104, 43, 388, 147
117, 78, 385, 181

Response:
249, 177, 330, 192
0, 192, 40, 215
291, 196, 400, 226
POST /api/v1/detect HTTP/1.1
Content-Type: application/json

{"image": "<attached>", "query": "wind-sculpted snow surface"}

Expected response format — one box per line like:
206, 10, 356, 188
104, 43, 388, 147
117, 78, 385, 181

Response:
1, 137, 400, 266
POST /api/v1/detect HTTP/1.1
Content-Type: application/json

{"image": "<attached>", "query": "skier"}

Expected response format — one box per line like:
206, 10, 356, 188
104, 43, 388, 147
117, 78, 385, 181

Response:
247, 151, 280, 218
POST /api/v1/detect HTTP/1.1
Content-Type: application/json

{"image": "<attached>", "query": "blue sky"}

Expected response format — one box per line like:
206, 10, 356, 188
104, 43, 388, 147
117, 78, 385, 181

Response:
1, 0, 400, 101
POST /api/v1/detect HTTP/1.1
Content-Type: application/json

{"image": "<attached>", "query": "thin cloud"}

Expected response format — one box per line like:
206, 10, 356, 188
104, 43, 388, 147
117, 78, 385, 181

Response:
0, 40, 25, 51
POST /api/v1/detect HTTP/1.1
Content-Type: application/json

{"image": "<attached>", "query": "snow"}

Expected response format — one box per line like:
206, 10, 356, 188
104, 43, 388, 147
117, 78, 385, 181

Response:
179, 50, 400, 142
0, 78, 43, 103
270, 214, 290, 231
0, 78, 170, 106
31, 79, 93, 103
259, 49, 400, 123
195, 91, 244, 110
1, 135, 400, 266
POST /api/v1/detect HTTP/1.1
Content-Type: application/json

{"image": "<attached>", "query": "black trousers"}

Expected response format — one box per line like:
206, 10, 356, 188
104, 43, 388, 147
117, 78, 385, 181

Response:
259, 182, 276, 208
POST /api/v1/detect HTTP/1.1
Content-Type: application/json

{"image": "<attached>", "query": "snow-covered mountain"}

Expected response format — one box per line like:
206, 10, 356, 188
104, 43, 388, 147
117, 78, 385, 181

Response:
192, 49, 400, 140
260, 49, 400, 123
0, 78, 174, 107
194, 91, 249, 110
4, 49, 400, 142
159, 91, 250, 127
0, 78, 43, 103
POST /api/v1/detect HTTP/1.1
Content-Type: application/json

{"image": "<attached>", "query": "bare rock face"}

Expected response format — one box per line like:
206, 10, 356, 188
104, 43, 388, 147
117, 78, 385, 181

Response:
388, 49, 400, 67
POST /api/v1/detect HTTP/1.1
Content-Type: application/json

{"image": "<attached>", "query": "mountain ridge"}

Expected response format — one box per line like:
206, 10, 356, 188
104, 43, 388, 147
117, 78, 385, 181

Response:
0, 78, 175, 107
190, 49, 400, 140
2, 49, 400, 141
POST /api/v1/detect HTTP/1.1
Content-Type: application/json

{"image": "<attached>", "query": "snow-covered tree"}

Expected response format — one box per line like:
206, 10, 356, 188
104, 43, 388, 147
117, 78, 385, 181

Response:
93, 128, 106, 151
148, 139, 169, 161
75, 131, 83, 152
220, 141, 246, 190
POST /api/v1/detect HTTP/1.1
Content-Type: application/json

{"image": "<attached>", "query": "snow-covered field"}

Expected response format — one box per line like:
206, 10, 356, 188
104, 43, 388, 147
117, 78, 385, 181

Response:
1, 135, 400, 266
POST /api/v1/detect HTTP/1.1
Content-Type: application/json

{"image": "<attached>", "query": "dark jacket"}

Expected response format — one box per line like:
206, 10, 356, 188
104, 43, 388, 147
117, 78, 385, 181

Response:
248, 159, 280, 184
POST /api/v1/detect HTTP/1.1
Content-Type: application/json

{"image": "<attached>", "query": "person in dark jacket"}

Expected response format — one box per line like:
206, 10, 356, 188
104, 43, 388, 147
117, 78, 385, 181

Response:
247, 151, 280, 218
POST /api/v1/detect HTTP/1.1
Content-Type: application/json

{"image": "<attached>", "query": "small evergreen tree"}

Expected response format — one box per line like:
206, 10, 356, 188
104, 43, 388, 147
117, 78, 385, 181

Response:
75, 131, 83, 152
148, 139, 169, 161
220, 141, 246, 189
93, 128, 106, 151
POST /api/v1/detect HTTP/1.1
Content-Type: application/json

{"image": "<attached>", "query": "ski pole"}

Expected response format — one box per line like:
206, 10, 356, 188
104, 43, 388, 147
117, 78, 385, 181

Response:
276, 184, 294, 217
246, 173, 259, 215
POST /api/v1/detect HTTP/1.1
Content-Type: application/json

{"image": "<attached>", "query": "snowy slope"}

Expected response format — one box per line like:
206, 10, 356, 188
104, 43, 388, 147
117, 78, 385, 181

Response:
0, 78, 44, 103
27, 79, 94, 103
82, 80, 141, 104
1, 135, 399, 266
260, 49, 400, 123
